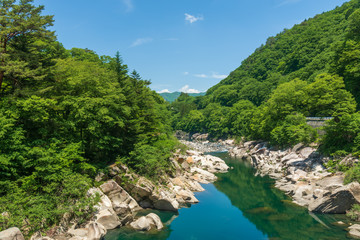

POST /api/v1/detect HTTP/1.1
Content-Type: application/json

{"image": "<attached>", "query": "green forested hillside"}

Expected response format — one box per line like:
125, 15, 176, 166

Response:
160, 92, 205, 103
0, 0, 179, 234
206, 0, 360, 106
172, 0, 360, 155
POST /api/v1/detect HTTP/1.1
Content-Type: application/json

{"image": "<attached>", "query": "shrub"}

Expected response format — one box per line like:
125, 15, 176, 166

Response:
347, 204, 360, 221
344, 164, 360, 184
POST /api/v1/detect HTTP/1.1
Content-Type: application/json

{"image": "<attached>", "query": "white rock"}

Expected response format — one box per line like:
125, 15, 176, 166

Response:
146, 213, 164, 230
183, 177, 205, 192
87, 187, 121, 229
281, 153, 301, 162
0, 227, 25, 240
86, 222, 107, 240
177, 189, 199, 204
154, 198, 179, 212
130, 216, 152, 231
87, 187, 113, 211
190, 167, 217, 183
95, 208, 121, 230
300, 147, 316, 158
186, 150, 201, 156
100, 180, 140, 213
349, 224, 360, 238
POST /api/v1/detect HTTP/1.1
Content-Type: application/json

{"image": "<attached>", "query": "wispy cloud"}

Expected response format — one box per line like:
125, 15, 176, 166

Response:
184, 72, 189, 75
158, 89, 171, 93
212, 73, 228, 79
130, 38, 152, 47
194, 72, 228, 79
194, 74, 208, 78
185, 13, 204, 24
164, 38, 179, 41
277, 0, 301, 7
179, 85, 200, 94
122, 0, 134, 12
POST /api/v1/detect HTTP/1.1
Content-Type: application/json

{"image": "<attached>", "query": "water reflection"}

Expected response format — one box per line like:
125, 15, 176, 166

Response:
105, 152, 352, 240
212, 152, 351, 240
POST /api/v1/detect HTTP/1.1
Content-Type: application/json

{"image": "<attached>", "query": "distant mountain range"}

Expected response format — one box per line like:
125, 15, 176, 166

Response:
159, 92, 206, 102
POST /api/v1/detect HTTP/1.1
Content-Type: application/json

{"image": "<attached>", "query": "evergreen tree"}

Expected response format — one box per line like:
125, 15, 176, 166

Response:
0, 0, 54, 93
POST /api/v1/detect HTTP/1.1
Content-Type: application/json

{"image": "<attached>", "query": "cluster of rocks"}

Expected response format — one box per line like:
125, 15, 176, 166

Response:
174, 131, 209, 142
180, 139, 234, 153
230, 141, 360, 238
0, 149, 228, 240
230, 141, 360, 215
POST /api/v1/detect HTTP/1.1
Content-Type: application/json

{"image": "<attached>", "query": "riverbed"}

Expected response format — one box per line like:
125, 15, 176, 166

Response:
104, 152, 352, 240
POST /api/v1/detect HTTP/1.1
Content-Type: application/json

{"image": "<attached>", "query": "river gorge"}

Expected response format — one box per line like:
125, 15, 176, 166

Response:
104, 152, 352, 240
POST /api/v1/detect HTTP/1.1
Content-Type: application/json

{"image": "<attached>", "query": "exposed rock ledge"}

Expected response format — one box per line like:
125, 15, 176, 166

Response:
229, 141, 360, 214
1, 148, 228, 240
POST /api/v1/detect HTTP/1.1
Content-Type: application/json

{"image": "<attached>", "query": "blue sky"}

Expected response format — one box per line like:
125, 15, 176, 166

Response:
35, 0, 349, 93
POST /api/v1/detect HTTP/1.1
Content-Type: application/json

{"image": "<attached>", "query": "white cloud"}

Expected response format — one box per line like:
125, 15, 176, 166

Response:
185, 13, 204, 24
194, 74, 208, 78
130, 38, 152, 47
122, 0, 133, 12
193, 72, 228, 79
158, 89, 171, 93
211, 73, 228, 79
179, 85, 200, 94
184, 72, 189, 75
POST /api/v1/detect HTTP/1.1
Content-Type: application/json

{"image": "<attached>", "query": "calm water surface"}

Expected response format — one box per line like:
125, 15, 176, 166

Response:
105, 152, 353, 240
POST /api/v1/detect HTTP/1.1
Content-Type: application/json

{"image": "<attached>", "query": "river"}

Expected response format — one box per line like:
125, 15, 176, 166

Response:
104, 152, 352, 240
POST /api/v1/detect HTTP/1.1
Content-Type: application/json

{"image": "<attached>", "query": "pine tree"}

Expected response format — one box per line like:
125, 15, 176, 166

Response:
0, 0, 53, 93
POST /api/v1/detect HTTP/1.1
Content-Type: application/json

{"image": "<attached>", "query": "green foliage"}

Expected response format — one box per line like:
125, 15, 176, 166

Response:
202, 103, 230, 139
345, 164, 360, 184
172, 1, 360, 147
346, 204, 360, 221
0, 1, 178, 234
303, 74, 356, 116
347, 9, 360, 41
205, 0, 357, 107
228, 100, 256, 137
321, 113, 360, 154
270, 114, 318, 147
0, 0, 55, 93
0, 181, 100, 233
182, 110, 205, 134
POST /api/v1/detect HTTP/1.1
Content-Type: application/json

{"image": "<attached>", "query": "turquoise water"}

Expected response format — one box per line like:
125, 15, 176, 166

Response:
105, 152, 353, 240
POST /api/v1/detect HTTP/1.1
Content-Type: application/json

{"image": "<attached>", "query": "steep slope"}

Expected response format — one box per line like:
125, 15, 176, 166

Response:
205, 0, 360, 107
171, 0, 360, 152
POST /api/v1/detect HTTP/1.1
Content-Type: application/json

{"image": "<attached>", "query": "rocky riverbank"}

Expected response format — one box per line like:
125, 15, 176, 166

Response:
180, 138, 360, 238
179, 140, 234, 153
0, 149, 229, 240
229, 141, 360, 239
229, 141, 360, 214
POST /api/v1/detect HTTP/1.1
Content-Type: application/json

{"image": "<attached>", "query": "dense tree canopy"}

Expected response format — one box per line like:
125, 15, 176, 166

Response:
0, 0, 180, 235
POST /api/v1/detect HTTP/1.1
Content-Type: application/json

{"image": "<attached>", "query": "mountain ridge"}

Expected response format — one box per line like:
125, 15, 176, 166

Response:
160, 91, 206, 102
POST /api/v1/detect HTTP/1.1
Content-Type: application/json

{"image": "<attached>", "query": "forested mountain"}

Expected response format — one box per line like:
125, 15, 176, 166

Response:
0, 0, 179, 234
206, 0, 360, 107
160, 92, 205, 102
172, 0, 360, 155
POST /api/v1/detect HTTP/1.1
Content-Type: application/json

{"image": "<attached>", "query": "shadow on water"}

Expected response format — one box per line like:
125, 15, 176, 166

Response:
212, 152, 352, 240
105, 152, 353, 240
